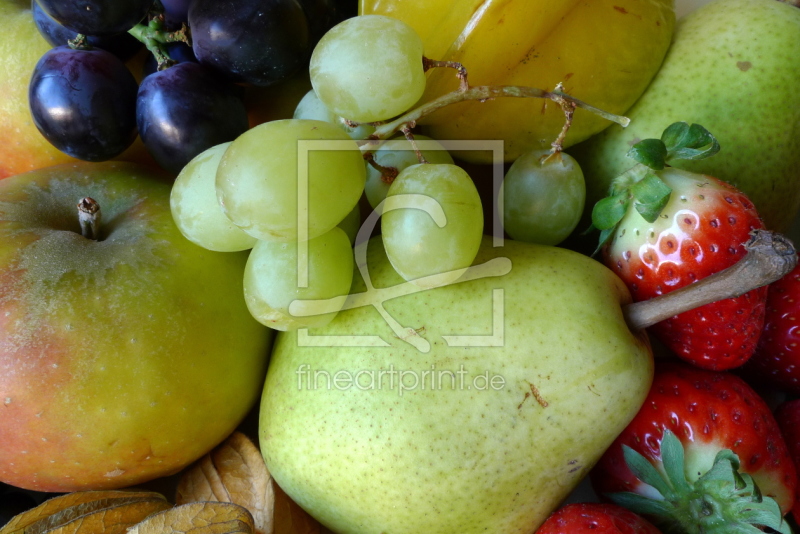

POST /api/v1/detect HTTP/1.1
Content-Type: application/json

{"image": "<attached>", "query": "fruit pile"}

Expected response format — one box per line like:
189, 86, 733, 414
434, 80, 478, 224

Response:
2, 0, 800, 533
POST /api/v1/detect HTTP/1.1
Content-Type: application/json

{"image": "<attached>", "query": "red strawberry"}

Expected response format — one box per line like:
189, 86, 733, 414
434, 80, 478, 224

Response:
536, 503, 662, 534
775, 399, 800, 524
590, 360, 796, 533
740, 264, 800, 394
603, 167, 765, 370
591, 123, 766, 371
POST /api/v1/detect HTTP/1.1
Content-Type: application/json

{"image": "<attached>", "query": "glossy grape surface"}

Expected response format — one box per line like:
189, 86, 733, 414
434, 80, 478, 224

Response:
364, 135, 454, 209
382, 163, 483, 288
216, 119, 366, 242
310, 15, 426, 122
29, 46, 138, 162
136, 62, 249, 175
243, 227, 354, 331
37, 0, 152, 36
32, 0, 143, 62
170, 142, 258, 252
500, 150, 585, 246
189, 0, 310, 87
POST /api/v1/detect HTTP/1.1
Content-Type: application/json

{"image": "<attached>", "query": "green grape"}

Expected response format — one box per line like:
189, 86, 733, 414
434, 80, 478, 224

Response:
170, 142, 257, 252
293, 89, 376, 140
243, 227, 354, 331
309, 15, 426, 123
364, 135, 454, 210
382, 163, 483, 288
499, 150, 586, 246
337, 204, 361, 247
216, 119, 366, 242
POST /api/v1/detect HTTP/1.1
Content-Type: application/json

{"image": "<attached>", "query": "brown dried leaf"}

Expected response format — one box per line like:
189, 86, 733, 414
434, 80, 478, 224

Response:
127, 502, 255, 534
176, 433, 320, 534
271, 486, 320, 534
0, 491, 169, 534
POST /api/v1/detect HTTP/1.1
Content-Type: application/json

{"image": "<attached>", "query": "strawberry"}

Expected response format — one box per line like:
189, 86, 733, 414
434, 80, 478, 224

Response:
740, 264, 800, 394
775, 399, 800, 525
590, 360, 797, 534
591, 122, 765, 371
536, 502, 662, 534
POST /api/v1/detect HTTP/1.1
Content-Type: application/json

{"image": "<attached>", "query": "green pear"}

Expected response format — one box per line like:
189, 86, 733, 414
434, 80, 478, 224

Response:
572, 0, 800, 232
259, 237, 653, 533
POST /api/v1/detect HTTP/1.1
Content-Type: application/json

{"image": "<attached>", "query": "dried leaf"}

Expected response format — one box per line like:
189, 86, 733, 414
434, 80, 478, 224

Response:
271, 486, 320, 534
177, 433, 320, 534
0, 491, 170, 534
127, 502, 255, 534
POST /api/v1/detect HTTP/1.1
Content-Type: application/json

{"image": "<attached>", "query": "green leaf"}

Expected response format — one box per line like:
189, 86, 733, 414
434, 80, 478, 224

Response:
736, 498, 784, 530
659, 431, 691, 494
661, 122, 720, 162
591, 192, 629, 231
607, 491, 674, 517
627, 138, 668, 170
630, 172, 671, 223
622, 445, 675, 500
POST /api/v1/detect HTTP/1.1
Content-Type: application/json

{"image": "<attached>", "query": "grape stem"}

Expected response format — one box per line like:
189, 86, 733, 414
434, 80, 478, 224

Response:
366, 58, 630, 142
363, 152, 399, 184
67, 34, 91, 51
127, 13, 191, 71
77, 197, 101, 241
401, 126, 429, 164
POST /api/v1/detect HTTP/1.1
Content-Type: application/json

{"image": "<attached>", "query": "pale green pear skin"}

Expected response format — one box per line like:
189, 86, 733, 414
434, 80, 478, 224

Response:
573, 0, 800, 232
259, 238, 653, 534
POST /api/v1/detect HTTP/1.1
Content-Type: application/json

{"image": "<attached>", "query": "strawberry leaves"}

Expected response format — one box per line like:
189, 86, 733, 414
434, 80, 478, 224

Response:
607, 430, 792, 534
589, 122, 720, 252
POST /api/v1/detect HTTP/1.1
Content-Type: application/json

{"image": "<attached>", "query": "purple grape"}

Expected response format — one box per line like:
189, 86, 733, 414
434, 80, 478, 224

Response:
189, 0, 310, 87
295, 0, 338, 45
161, 0, 192, 28
31, 0, 143, 62
36, 0, 153, 36
29, 46, 139, 161
136, 62, 249, 174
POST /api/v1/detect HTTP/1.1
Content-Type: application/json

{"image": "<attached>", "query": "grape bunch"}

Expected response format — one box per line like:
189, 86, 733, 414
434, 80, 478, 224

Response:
27, 0, 342, 174
168, 14, 505, 330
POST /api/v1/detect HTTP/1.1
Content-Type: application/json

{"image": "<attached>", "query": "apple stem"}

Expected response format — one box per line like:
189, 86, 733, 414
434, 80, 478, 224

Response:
78, 197, 101, 241
623, 230, 797, 332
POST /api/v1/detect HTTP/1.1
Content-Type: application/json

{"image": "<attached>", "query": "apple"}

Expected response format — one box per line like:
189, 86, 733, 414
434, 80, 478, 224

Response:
0, 161, 274, 492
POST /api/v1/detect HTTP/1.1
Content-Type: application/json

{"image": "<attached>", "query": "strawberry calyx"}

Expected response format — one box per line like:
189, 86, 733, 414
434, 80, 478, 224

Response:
607, 430, 793, 534
589, 122, 720, 253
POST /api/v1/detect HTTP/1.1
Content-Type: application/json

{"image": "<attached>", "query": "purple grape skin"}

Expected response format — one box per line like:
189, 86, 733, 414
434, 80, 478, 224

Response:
189, 0, 310, 87
31, 0, 143, 62
36, 0, 153, 36
28, 46, 139, 162
136, 62, 249, 175
161, 0, 192, 28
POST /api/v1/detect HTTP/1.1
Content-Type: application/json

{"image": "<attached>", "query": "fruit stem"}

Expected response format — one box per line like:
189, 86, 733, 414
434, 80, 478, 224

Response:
548, 83, 577, 155
128, 14, 191, 71
401, 126, 429, 164
67, 34, 91, 51
363, 152, 399, 185
422, 56, 469, 92
368, 84, 629, 142
77, 197, 101, 240
623, 230, 797, 331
